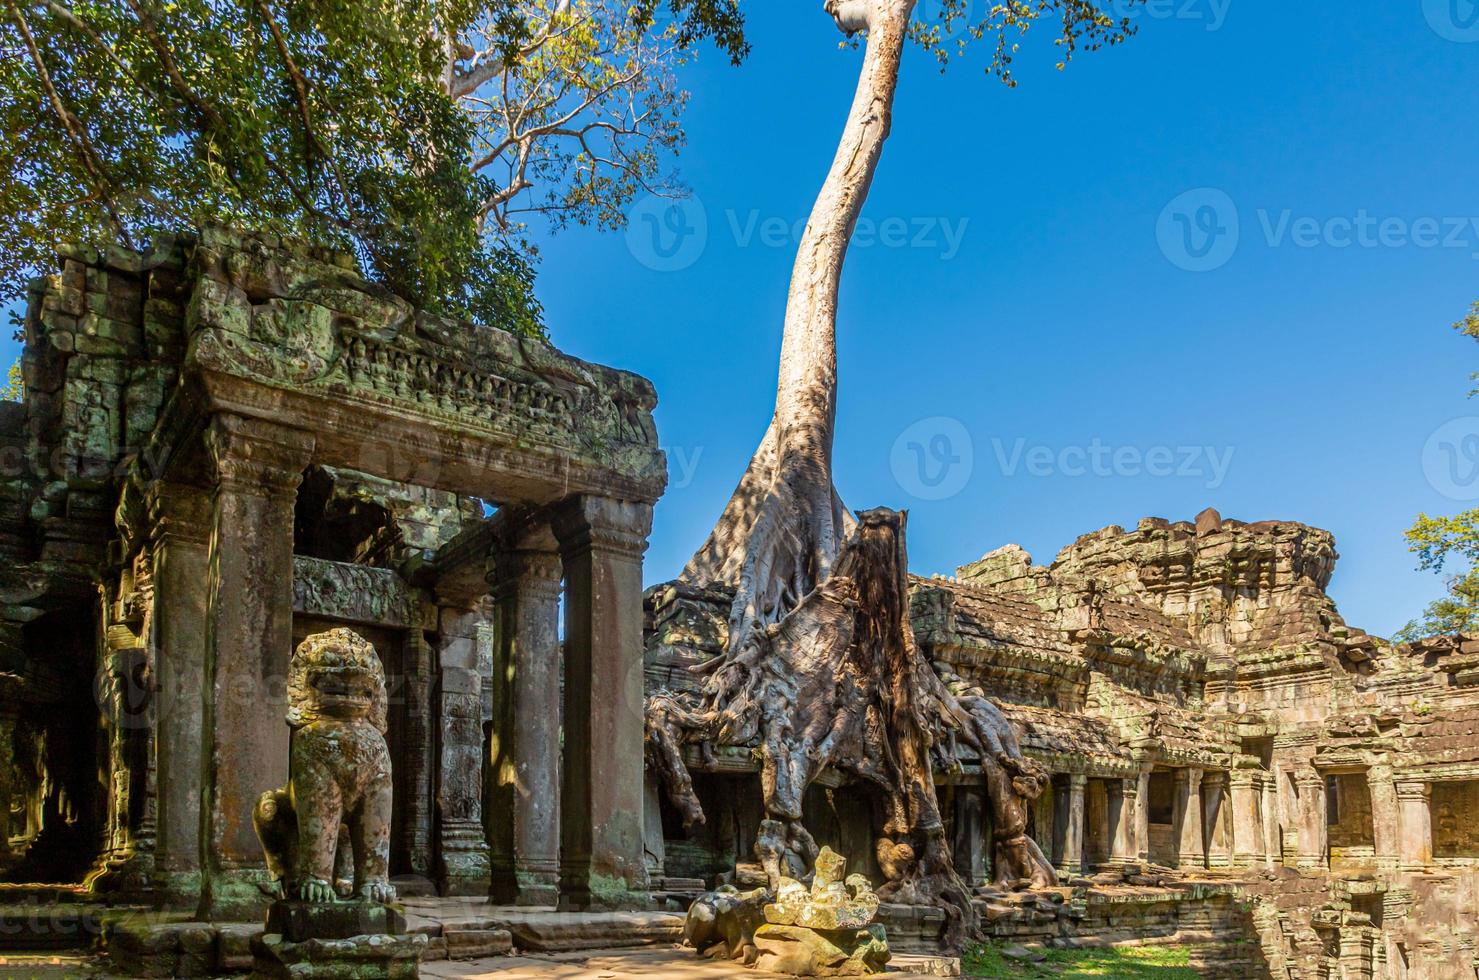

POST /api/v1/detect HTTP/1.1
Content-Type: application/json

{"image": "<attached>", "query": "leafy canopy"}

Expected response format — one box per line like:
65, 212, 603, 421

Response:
2, 0, 746, 332
907, 0, 1142, 80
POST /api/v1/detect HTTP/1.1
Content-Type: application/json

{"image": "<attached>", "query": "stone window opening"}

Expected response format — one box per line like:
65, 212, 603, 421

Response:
1327, 772, 1376, 869
1432, 780, 1479, 861
293, 465, 399, 567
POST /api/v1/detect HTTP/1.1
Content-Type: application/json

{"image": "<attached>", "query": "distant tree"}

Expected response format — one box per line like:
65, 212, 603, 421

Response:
2, 358, 22, 402
1400, 301, 1479, 640
2, 0, 745, 332
447, 0, 746, 236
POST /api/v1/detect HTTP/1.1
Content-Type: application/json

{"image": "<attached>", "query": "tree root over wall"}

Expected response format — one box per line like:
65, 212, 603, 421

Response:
647, 508, 1058, 952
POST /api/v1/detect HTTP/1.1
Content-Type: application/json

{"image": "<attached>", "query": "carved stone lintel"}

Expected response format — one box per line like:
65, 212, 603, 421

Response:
292, 557, 418, 628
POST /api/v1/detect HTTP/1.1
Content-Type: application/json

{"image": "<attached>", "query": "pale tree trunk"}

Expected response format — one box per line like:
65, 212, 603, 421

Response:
684, 0, 914, 646
652, 1, 1060, 953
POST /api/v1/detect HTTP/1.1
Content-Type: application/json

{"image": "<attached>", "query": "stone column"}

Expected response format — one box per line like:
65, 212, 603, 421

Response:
1395, 780, 1432, 872
199, 416, 314, 921
1261, 773, 1281, 867
1110, 777, 1139, 865
953, 784, 989, 888
1203, 771, 1232, 868
0, 707, 14, 861
436, 603, 493, 897
1135, 765, 1153, 865
147, 482, 212, 909
1059, 774, 1087, 878
1295, 768, 1328, 870
1368, 764, 1399, 871
1230, 769, 1265, 868
399, 629, 436, 884
551, 496, 653, 910
1174, 768, 1205, 871
487, 534, 563, 906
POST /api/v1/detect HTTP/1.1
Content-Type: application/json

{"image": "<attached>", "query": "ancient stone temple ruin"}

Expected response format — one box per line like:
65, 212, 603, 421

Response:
0, 228, 664, 924
645, 512, 1479, 977
1, 230, 1476, 979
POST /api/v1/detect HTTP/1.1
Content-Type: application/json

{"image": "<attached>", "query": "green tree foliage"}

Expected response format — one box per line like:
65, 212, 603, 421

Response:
2, 358, 22, 402
1399, 302, 1479, 640
2, 0, 741, 332
2, 0, 548, 330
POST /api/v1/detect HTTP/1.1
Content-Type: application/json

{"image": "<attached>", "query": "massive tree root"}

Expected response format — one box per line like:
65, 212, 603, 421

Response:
649, 510, 1056, 951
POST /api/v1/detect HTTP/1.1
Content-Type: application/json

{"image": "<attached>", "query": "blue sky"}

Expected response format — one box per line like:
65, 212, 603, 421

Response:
6, 2, 1478, 637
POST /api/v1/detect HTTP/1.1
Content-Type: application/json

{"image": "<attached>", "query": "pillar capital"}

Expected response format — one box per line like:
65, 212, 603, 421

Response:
1394, 780, 1431, 802
1068, 772, 1089, 789
1294, 767, 1325, 791
550, 496, 652, 561
1175, 767, 1204, 789
146, 482, 212, 546
488, 537, 562, 603
205, 415, 314, 498
1202, 770, 1229, 789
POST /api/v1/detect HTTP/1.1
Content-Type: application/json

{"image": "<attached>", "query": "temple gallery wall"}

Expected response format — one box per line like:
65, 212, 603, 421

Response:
1, 230, 1477, 979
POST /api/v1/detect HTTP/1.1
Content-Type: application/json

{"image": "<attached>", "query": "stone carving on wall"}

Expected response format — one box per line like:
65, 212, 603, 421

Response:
292, 556, 419, 629
184, 228, 661, 474
254, 628, 396, 903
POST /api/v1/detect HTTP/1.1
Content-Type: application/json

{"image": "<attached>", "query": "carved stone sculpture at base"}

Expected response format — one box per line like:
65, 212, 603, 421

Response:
752, 924, 890, 978
250, 629, 424, 979
685, 846, 890, 977
254, 629, 397, 904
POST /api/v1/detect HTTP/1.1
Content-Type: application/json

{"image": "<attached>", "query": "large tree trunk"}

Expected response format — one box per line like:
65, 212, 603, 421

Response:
684, 0, 913, 647
651, 0, 1058, 954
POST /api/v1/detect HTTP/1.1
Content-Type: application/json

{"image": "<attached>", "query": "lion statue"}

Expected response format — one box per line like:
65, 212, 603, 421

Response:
254, 628, 396, 903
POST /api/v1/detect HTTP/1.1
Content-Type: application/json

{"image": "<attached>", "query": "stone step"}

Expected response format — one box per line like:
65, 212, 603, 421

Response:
0, 903, 112, 951
443, 926, 513, 960
489, 910, 684, 953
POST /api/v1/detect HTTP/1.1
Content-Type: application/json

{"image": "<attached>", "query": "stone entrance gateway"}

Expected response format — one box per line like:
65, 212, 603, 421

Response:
0, 228, 665, 920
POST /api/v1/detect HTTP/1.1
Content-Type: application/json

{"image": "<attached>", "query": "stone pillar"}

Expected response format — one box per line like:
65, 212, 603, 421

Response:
1295, 768, 1328, 871
1368, 764, 1399, 871
1173, 768, 1205, 871
551, 496, 653, 910
148, 483, 211, 909
1110, 777, 1138, 865
1230, 769, 1265, 868
399, 629, 435, 884
487, 535, 563, 906
1134, 765, 1152, 865
436, 603, 493, 897
953, 784, 989, 888
0, 708, 14, 860
1395, 780, 1432, 872
1203, 771, 1231, 868
1339, 929, 1375, 980
199, 416, 313, 921
1059, 774, 1087, 878
1261, 773, 1281, 867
